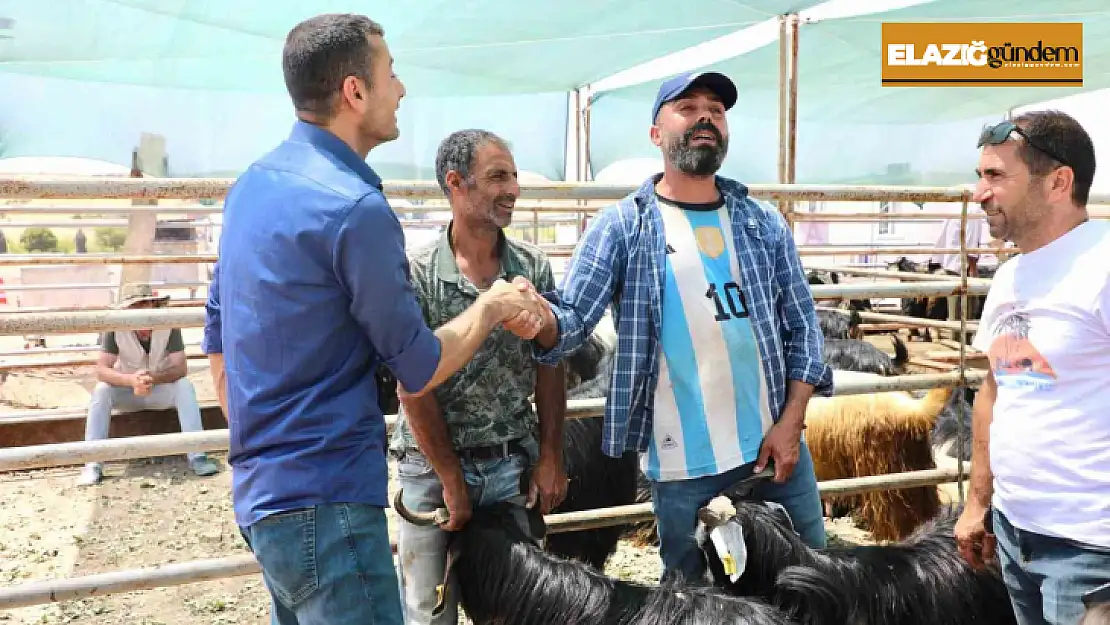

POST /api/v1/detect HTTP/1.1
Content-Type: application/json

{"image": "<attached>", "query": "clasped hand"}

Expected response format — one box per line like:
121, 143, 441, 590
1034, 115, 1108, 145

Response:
486, 277, 551, 340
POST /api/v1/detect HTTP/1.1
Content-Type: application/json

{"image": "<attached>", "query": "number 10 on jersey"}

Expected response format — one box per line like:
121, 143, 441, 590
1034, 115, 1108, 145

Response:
705, 282, 749, 321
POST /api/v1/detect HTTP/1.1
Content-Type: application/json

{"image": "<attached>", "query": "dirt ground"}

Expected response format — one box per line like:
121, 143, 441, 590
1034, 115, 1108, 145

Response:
0, 453, 876, 625
0, 333, 970, 624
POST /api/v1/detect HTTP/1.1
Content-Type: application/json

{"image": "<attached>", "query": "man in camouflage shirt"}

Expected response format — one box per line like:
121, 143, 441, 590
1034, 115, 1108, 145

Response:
391, 129, 568, 625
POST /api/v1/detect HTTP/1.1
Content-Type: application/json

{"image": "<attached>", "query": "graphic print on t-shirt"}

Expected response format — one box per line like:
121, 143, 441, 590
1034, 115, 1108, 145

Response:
986, 307, 1058, 390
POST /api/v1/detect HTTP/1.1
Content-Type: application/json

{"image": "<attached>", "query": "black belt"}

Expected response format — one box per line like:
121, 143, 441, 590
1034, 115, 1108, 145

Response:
456, 439, 527, 462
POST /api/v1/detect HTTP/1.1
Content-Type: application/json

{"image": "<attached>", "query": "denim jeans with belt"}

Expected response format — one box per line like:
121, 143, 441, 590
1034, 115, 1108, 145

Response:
650, 439, 828, 583
396, 437, 540, 625
238, 503, 404, 625
992, 507, 1110, 625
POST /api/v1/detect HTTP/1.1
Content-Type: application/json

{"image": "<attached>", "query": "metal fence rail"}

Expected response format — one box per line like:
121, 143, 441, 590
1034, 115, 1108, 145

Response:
0, 281, 989, 336
0, 371, 983, 473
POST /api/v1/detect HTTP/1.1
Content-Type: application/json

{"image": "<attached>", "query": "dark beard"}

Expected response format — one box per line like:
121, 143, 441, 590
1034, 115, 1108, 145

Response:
665, 121, 728, 176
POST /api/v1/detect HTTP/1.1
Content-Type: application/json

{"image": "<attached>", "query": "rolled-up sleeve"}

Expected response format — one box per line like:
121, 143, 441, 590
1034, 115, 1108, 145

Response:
202, 261, 222, 354
771, 209, 834, 396
533, 205, 626, 366
332, 192, 441, 393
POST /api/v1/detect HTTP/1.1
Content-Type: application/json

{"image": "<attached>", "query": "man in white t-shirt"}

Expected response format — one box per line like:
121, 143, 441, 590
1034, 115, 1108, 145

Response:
955, 109, 1110, 625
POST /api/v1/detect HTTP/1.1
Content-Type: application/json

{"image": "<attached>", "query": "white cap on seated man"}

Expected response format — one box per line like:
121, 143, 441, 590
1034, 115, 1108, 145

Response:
78, 284, 219, 486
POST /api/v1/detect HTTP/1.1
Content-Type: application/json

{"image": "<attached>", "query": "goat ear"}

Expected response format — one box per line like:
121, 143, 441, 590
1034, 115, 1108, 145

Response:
763, 501, 796, 532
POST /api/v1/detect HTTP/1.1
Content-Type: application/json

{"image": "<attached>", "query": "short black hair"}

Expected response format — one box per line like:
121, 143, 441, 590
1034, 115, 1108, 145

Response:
1012, 109, 1096, 207
435, 129, 511, 195
282, 13, 384, 119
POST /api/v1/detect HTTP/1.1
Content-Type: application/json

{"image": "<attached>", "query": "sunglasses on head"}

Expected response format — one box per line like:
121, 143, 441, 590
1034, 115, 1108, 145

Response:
977, 120, 1070, 167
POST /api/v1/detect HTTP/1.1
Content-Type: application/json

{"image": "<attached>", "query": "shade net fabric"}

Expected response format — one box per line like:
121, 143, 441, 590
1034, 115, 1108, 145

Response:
0, 0, 821, 178
0, 0, 818, 95
589, 0, 1110, 186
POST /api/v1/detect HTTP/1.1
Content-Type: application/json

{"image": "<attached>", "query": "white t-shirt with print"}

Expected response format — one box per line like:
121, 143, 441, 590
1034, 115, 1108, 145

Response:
971, 219, 1110, 549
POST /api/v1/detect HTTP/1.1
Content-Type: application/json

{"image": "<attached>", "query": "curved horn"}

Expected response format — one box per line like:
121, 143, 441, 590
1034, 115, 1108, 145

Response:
393, 490, 450, 527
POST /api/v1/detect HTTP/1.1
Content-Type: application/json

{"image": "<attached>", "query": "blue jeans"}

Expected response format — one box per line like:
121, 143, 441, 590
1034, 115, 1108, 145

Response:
651, 439, 827, 583
993, 507, 1110, 625
239, 503, 403, 625
396, 438, 539, 625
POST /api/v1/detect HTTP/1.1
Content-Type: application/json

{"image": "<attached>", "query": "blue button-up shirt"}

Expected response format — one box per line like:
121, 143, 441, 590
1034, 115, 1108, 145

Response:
535, 174, 833, 459
204, 120, 442, 528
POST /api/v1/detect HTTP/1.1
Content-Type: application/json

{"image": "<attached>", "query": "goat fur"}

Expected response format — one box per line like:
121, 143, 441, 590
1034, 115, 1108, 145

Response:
546, 417, 640, 569
928, 385, 976, 462
804, 386, 951, 541
695, 499, 1016, 625
815, 309, 863, 340
822, 335, 907, 376
544, 311, 643, 569
448, 502, 792, 625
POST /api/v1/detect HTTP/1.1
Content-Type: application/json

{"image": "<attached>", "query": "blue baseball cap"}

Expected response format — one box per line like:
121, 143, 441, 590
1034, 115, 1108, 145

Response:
651, 71, 737, 123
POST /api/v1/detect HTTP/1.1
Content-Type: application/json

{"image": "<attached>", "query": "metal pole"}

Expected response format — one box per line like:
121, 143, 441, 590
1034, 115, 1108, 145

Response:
0, 282, 993, 337
784, 13, 800, 228
777, 14, 789, 186
957, 196, 971, 504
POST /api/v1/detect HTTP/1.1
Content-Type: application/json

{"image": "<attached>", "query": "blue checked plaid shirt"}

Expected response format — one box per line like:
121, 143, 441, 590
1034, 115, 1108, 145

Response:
534, 174, 834, 459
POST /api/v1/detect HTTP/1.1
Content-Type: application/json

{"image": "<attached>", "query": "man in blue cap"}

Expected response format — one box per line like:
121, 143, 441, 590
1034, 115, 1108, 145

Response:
516, 70, 832, 582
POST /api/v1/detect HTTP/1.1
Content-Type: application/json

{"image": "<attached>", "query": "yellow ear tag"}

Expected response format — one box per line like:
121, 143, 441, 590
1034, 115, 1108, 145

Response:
719, 553, 737, 576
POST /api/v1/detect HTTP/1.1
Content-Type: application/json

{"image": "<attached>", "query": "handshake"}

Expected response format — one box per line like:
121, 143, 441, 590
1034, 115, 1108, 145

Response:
483, 276, 554, 340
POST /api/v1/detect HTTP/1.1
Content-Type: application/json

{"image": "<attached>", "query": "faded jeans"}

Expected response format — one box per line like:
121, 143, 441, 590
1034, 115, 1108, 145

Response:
650, 439, 828, 583
239, 503, 404, 625
396, 438, 539, 625
85, 379, 205, 462
993, 507, 1110, 625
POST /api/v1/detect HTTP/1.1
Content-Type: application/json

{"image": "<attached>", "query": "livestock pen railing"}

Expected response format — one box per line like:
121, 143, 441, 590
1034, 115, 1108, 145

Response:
3, 176, 1102, 610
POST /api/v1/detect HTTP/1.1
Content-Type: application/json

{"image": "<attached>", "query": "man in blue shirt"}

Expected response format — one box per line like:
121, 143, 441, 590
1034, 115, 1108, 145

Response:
525, 71, 834, 583
203, 14, 546, 625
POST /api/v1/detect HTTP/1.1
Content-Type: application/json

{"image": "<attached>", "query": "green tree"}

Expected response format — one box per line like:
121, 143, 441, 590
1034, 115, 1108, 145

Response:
94, 226, 128, 251
20, 227, 59, 252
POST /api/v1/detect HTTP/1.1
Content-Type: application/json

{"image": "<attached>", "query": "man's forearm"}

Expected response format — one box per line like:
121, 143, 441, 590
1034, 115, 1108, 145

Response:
779, 379, 816, 429
96, 366, 134, 388
150, 363, 187, 385
408, 299, 500, 396
968, 373, 996, 509
534, 362, 566, 459
207, 353, 228, 417
534, 304, 559, 351
399, 392, 464, 489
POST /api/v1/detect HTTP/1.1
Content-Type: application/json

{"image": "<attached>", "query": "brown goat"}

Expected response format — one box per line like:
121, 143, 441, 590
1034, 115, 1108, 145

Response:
805, 385, 953, 542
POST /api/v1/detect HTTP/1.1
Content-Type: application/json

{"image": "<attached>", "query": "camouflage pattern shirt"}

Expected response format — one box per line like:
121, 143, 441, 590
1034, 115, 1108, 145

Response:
389, 224, 556, 453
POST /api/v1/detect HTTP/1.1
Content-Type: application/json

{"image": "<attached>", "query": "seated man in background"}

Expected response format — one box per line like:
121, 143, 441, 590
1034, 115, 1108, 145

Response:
78, 284, 220, 486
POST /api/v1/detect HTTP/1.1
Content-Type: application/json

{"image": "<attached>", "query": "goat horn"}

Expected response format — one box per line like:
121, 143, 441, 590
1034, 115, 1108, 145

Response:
393, 490, 450, 527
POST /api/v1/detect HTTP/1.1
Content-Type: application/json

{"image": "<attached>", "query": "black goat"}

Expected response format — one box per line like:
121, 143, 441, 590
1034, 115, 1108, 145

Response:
546, 416, 640, 569
806, 270, 872, 312
545, 313, 642, 570
929, 384, 977, 461
815, 309, 862, 340
821, 334, 907, 376
695, 498, 1016, 625
393, 498, 793, 625
886, 257, 934, 342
